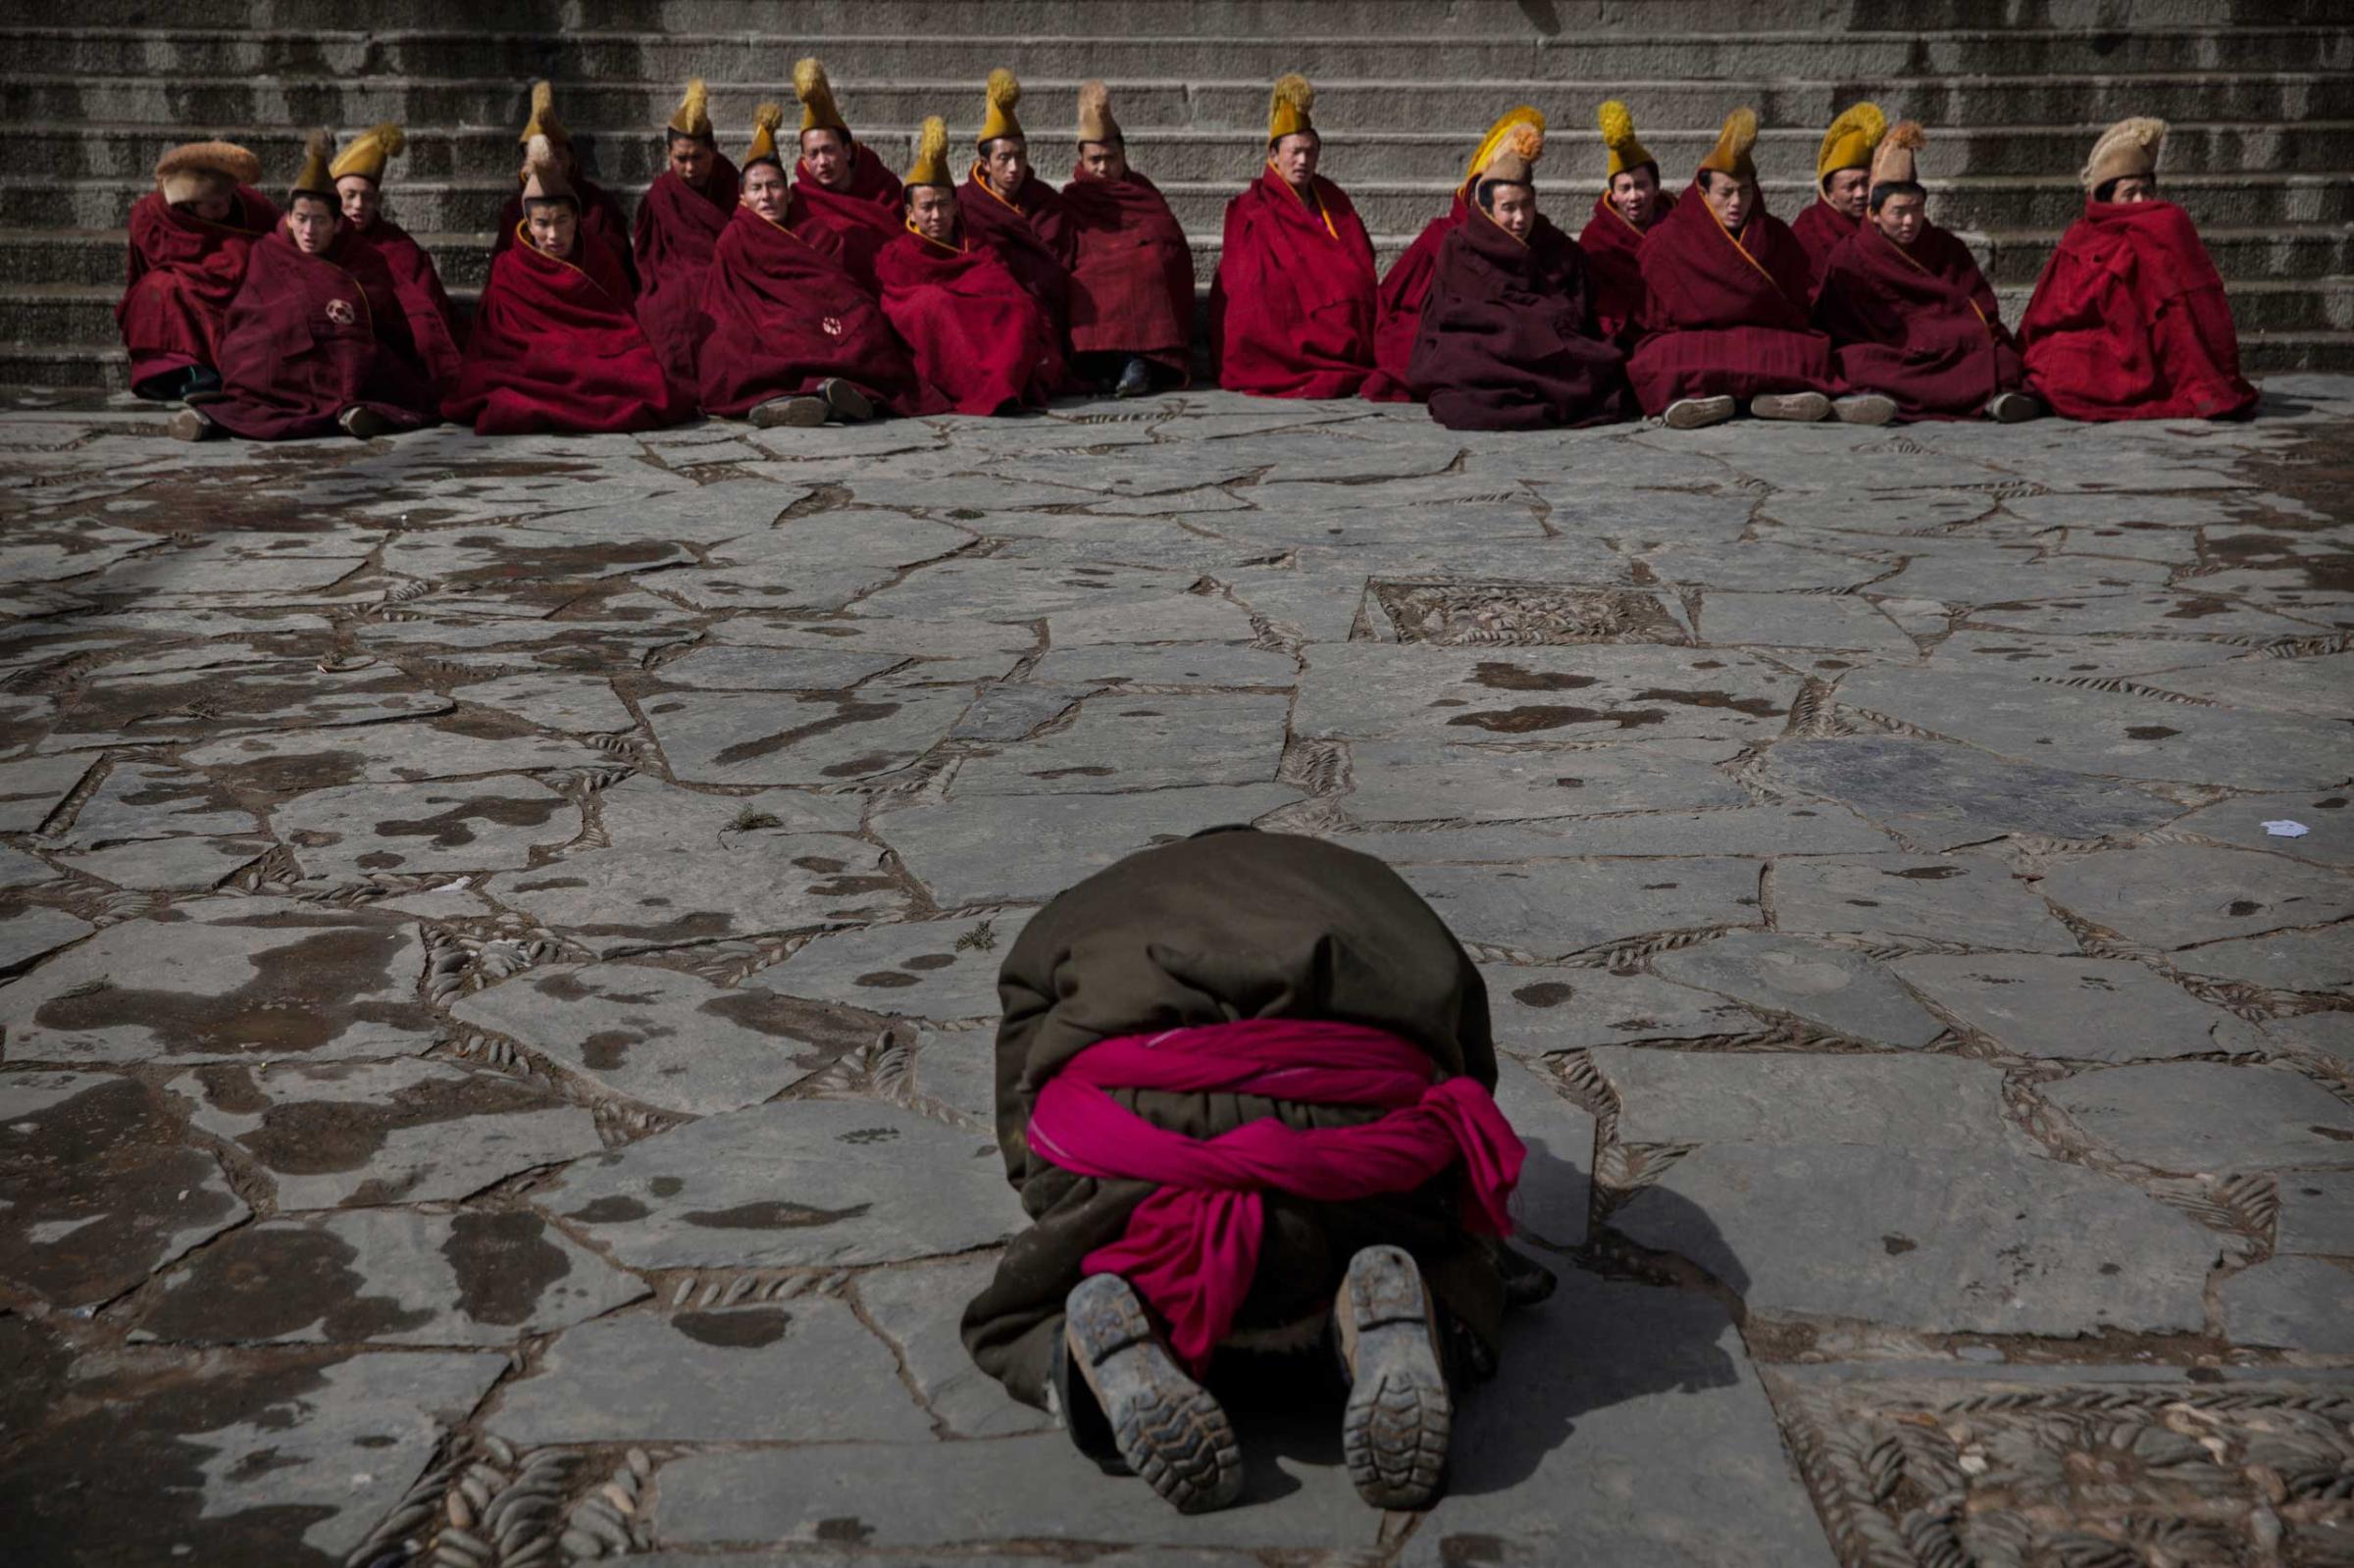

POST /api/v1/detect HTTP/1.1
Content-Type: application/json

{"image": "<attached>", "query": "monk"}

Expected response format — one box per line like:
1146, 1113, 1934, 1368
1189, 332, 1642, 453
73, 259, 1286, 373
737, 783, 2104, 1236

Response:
958, 70, 1077, 351
118, 140, 277, 400
1791, 102, 1886, 297
1407, 124, 1628, 430
699, 105, 940, 427
1364, 106, 1545, 403
330, 122, 465, 392
1061, 80, 1195, 397
875, 117, 1063, 415
783, 58, 904, 292
444, 136, 686, 435
492, 81, 638, 295
1817, 123, 2043, 423
963, 827, 1547, 1515
1211, 75, 1380, 399
1576, 100, 1676, 342
2019, 118, 2258, 423
633, 78, 740, 394
172, 130, 437, 443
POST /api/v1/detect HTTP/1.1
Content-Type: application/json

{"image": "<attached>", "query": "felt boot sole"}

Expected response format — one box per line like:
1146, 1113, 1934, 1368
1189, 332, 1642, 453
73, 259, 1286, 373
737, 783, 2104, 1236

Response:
1063, 1274, 1243, 1514
1336, 1244, 1452, 1510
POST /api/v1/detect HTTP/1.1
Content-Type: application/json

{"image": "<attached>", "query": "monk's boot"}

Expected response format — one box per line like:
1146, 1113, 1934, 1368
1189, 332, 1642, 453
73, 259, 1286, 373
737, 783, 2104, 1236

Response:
1114, 356, 1153, 399
1986, 391, 2047, 423
1061, 1273, 1243, 1514
1661, 394, 1736, 430
1833, 392, 1898, 427
168, 408, 222, 443
818, 379, 874, 423
1749, 391, 1832, 422
338, 406, 393, 440
750, 395, 830, 429
1336, 1244, 1452, 1510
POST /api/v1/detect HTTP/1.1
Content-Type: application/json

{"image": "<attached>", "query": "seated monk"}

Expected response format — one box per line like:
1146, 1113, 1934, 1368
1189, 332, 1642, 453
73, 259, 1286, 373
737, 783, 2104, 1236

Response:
1363, 106, 1546, 402
444, 136, 687, 434
1817, 123, 2044, 423
962, 827, 1551, 1515
1627, 108, 1869, 430
958, 70, 1077, 353
1211, 75, 1380, 398
1407, 124, 1628, 430
118, 140, 277, 400
875, 117, 1063, 415
172, 130, 437, 443
1791, 103, 1887, 299
783, 58, 903, 292
330, 122, 465, 392
1576, 100, 1676, 342
699, 105, 941, 428
633, 78, 740, 393
2019, 118, 2257, 423
492, 81, 638, 294
1061, 80, 1195, 398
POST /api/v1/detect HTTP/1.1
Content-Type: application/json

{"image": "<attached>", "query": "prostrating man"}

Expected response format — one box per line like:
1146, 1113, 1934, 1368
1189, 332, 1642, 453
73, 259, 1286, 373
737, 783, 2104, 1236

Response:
1061, 80, 1195, 398
1791, 102, 1886, 296
1816, 124, 2043, 423
331, 121, 466, 391
1211, 75, 1380, 398
633, 78, 740, 393
118, 140, 277, 400
1406, 125, 1627, 431
699, 105, 941, 428
1627, 108, 1868, 430
445, 136, 686, 435
875, 118, 1063, 415
2019, 117, 2257, 422
1363, 106, 1545, 402
784, 57, 903, 291
492, 81, 637, 293
172, 130, 438, 443
1576, 100, 1675, 342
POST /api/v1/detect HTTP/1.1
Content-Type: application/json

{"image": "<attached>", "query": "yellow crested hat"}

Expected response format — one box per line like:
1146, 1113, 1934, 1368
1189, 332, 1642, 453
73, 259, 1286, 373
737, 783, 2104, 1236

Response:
1698, 107, 1759, 184
2083, 116, 2166, 193
977, 68, 1023, 146
1817, 101, 1887, 181
667, 77, 713, 142
1480, 121, 1543, 189
1871, 121, 1925, 188
905, 115, 954, 188
1464, 105, 1544, 185
742, 102, 785, 169
1597, 100, 1656, 182
289, 126, 335, 201
521, 132, 577, 205
330, 122, 405, 184
155, 139, 260, 204
1267, 73, 1313, 144
518, 80, 569, 147
794, 57, 851, 140
1077, 79, 1122, 146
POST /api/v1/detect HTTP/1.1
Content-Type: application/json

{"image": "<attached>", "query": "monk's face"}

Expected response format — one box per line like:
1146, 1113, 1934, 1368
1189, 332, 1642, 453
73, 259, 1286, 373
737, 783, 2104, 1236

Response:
180, 177, 235, 224
1079, 140, 1128, 180
1486, 182, 1537, 241
908, 184, 959, 245
2108, 176, 2158, 204
983, 136, 1030, 192
1699, 171, 1756, 231
1873, 189, 1926, 248
1823, 167, 1870, 219
527, 199, 579, 259
800, 128, 851, 189
287, 194, 340, 256
1609, 165, 1660, 228
1273, 131, 1319, 191
668, 133, 715, 189
742, 161, 789, 222
335, 175, 381, 230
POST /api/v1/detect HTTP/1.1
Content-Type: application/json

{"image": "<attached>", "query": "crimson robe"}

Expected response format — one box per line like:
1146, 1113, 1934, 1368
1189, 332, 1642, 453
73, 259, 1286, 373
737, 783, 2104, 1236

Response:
1210, 167, 1380, 399
1791, 198, 1860, 298
959, 166, 1076, 338
202, 224, 437, 439
1576, 187, 1675, 343
785, 142, 904, 293
1625, 183, 1840, 413
875, 227, 1062, 415
495, 175, 638, 295
1406, 210, 1629, 431
1817, 222, 2025, 422
2018, 199, 2257, 423
1060, 163, 1195, 377
117, 185, 280, 394
1362, 191, 1467, 403
698, 203, 943, 419
444, 224, 686, 434
632, 155, 741, 393
359, 219, 466, 392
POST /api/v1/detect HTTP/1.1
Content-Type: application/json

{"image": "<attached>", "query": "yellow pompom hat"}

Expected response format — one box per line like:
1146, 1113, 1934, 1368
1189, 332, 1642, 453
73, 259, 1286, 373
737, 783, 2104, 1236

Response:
517, 80, 569, 148
1698, 107, 1759, 184
1817, 102, 1887, 182
330, 122, 405, 184
742, 102, 785, 170
1267, 73, 1314, 145
1077, 79, 1122, 146
289, 126, 335, 201
1463, 105, 1544, 186
905, 115, 955, 188
667, 77, 713, 142
977, 68, 1023, 146
1596, 100, 1656, 182
794, 58, 852, 140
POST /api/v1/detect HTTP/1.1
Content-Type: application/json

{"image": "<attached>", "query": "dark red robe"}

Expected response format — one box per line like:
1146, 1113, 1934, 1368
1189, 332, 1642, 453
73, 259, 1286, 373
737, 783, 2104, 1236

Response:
203, 224, 437, 439
495, 174, 638, 295
1406, 210, 1629, 431
875, 227, 1062, 415
444, 224, 686, 434
2018, 199, 2258, 423
1060, 163, 1195, 377
1363, 191, 1468, 403
358, 218, 466, 392
785, 142, 904, 293
698, 204, 944, 419
632, 155, 741, 394
1210, 167, 1380, 399
958, 165, 1076, 339
1576, 187, 1675, 344
1817, 222, 2026, 422
1625, 183, 1841, 413
117, 185, 280, 394
1791, 197, 1861, 299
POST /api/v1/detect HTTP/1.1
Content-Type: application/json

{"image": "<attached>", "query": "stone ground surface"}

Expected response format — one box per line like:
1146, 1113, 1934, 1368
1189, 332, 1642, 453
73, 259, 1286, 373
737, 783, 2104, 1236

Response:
1, 380, 2351, 1567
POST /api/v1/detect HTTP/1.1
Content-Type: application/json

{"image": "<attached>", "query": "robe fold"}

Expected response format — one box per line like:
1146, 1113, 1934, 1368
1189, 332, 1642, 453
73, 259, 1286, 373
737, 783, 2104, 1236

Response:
875, 228, 1062, 415
203, 225, 438, 440
632, 156, 740, 395
1407, 210, 1629, 431
360, 219, 466, 392
1625, 183, 1841, 413
1362, 191, 1467, 402
1060, 163, 1195, 377
959, 166, 1077, 337
444, 226, 686, 434
2018, 199, 2258, 423
1576, 188, 1674, 344
495, 175, 638, 295
784, 143, 905, 292
1210, 168, 1380, 399
1817, 222, 2025, 422
1791, 198, 1861, 298
698, 205, 943, 419
117, 186, 281, 393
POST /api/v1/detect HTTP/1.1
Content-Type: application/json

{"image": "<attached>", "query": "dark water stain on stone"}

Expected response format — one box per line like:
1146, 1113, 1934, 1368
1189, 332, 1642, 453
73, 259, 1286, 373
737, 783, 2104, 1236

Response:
572, 910, 738, 944
650, 1176, 685, 1197
674, 1306, 793, 1348
1886, 866, 1965, 881
567, 1195, 650, 1224
377, 790, 568, 850
1448, 704, 1665, 733
534, 970, 598, 1002
443, 1211, 571, 1326
444, 538, 679, 583
854, 971, 920, 988
904, 953, 956, 972
1471, 662, 1599, 692
698, 988, 864, 1055
136, 1225, 435, 1342
233, 1072, 560, 1178
713, 699, 902, 769
821, 752, 904, 779
2226, 899, 2264, 918
816, 1517, 877, 1545
1438, 1533, 1509, 1566
205, 747, 369, 794
582, 1030, 641, 1069
1511, 982, 1575, 1008
792, 856, 847, 874
2124, 725, 2179, 740
683, 1199, 870, 1230
1632, 687, 1786, 719
2162, 596, 2236, 621
1882, 1234, 1919, 1256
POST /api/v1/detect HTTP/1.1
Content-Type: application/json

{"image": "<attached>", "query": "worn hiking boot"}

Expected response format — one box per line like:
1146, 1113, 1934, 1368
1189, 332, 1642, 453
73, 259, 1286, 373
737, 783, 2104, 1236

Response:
1986, 390, 2047, 423
1833, 392, 1898, 426
1749, 390, 1832, 422
819, 378, 874, 423
1661, 394, 1736, 430
1062, 1274, 1243, 1513
1336, 1244, 1452, 1510
750, 395, 829, 428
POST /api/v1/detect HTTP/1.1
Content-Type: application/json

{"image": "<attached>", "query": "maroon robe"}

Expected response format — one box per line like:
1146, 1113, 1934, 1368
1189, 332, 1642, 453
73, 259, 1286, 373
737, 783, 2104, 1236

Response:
1817, 222, 2025, 422
1791, 197, 1860, 299
959, 165, 1077, 336
632, 155, 741, 393
698, 203, 943, 419
445, 224, 686, 434
785, 142, 904, 293
1363, 191, 1467, 403
1576, 187, 1675, 343
1625, 183, 1841, 413
359, 218, 466, 392
1406, 209, 1628, 430
1210, 167, 1380, 399
203, 224, 437, 439
875, 227, 1062, 415
117, 185, 280, 394
495, 174, 638, 295
2019, 199, 2258, 423
1060, 163, 1195, 377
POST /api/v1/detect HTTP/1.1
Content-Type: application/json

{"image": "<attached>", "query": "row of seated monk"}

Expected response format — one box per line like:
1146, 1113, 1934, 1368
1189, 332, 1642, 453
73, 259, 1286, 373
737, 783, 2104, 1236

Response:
120, 64, 2259, 445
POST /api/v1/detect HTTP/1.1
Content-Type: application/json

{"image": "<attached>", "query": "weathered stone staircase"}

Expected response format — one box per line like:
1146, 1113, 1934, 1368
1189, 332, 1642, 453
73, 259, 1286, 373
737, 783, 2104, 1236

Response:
6, 0, 2350, 387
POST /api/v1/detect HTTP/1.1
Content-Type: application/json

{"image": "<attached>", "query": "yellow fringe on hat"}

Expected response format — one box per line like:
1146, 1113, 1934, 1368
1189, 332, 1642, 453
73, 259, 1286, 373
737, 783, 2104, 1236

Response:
794, 57, 850, 139
330, 122, 404, 183
1870, 120, 1925, 188
977, 67, 1023, 145
1598, 99, 1657, 182
290, 126, 335, 199
1077, 79, 1122, 146
1267, 73, 1314, 145
521, 131, 576, 204
1481, 120, 1544, 188
1464, 104, 1544, 184
2082, 116, 2167, 193
906, 114, 954, 187
519, 79, 568, 147
1817, 101, 1886, 179
1699, 107, 1759, 183
743, 101, 785, 168
668, 77, 713, 141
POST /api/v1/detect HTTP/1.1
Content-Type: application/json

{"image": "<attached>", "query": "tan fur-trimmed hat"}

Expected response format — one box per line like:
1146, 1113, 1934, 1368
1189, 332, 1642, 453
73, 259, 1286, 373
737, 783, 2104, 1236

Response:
2083, 117, 2166, 193
155, 140, 260, 205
